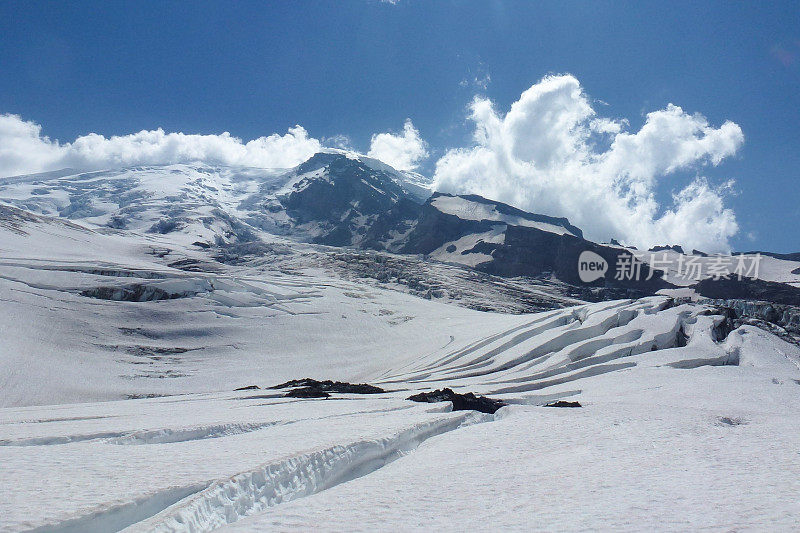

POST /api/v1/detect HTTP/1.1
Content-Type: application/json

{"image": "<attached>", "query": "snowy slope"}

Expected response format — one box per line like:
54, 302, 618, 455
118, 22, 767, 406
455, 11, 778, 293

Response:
2, 296, 800, 532
0, 199, 583, 407
2, 154, 800, 531
429, 194, 579, 236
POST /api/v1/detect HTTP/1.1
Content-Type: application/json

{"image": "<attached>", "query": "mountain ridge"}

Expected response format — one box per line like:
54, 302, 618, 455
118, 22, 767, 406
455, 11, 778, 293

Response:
1, 151, 798, 300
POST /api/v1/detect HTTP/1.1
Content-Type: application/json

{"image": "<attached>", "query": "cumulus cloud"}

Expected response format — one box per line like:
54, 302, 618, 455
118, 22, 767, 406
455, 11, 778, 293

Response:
367, 119, 429, 171
433, 74, 744, 252
0, 114, 322, 178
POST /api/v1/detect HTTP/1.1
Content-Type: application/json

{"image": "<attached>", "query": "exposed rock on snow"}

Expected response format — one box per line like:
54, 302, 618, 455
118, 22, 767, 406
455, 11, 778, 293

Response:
3, 154, 800, 531
407, 388, 508, 414
272, 378, 386, 398
543, 400, 582, 408
285, 387, 331, 398
743, 250, 800, 262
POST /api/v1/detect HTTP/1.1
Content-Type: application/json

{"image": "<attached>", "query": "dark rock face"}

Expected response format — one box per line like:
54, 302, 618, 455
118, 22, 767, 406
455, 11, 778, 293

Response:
285, 387, 330, 398
395, 197, 493, 255
407, 388, 507, 414
484, 225, 669, 292
373, 192, 669, 295
692, 249, 709, 257
359, 197, 421, 250
234, 385, 260, 391
281, 154, 418, 247
392, 192, 582, 256
543, 400, 582, 408
445, 193, 584, 237
793, 267, 800, 275
271, 378, 385, 398
696, 275, 800, 306
649, 245, 685, 254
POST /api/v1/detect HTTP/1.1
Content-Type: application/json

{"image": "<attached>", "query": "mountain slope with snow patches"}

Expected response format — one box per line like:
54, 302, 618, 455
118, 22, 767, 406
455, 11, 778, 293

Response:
1, 152, 800, 531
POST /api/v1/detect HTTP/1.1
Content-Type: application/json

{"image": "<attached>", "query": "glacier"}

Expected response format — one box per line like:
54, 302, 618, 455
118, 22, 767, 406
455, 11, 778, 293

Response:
1, 154, 800, 532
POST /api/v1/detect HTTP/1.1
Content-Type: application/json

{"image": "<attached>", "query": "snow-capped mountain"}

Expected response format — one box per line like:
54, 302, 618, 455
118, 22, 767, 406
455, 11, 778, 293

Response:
278, 152, 423, 246
371, 192, 668, 292
2, 152, 800, 532
3, 151, 800, 299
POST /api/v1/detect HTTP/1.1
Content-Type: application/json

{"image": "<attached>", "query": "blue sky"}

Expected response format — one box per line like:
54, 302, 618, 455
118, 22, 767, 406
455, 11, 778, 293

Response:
0, 1, 798, 252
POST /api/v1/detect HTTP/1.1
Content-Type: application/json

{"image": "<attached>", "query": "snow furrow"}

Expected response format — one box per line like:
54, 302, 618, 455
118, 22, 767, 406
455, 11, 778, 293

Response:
0, 422, 277, 447
122, 412, 489, 533
28, 484, 210, 533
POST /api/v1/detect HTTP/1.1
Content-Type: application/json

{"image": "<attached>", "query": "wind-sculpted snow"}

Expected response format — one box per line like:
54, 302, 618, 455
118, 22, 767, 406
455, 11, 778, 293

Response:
2, 159, 800, 530
373, 297, 717, 394
0, 422, 278, 447
127, 412, 487, 533
3, 290, 800, 531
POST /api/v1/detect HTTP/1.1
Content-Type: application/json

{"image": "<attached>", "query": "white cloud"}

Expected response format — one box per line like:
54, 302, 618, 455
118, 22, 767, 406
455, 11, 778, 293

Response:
367, 119, 429, 171
460, 73, 491, 91
0, 114, 322, 178
322, 134, 353, 150
433, 74, 744, 252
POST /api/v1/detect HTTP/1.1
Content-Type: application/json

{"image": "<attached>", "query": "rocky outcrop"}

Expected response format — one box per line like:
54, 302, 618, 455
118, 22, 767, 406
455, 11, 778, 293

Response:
706, 299, 800, 333
649, 245, 685, 253
407, 388, 507, 414
544, 400, 582, 408
373, 192, 669, 295
397, 200, 495, 255
483, 225, 670, 292
281, 154, 417, 247
271, 378, 385, 398
696, 275, 800, 306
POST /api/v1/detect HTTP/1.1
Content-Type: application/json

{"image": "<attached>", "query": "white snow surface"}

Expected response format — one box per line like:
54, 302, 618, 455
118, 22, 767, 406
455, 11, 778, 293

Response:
430, 195, 576, 236
1, 164, 800, 532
